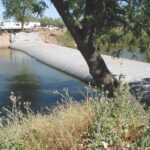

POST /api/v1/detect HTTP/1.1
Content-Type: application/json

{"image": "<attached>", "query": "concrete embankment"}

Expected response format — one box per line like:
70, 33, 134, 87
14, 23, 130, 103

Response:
10, 43, 93, 82
10, 32, 150, 103
10, 32, 93, 82
0, 33, 10, 48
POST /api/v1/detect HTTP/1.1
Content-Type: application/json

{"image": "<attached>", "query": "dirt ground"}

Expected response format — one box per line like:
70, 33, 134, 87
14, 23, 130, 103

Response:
0, 28, 65, 48
0, 32, 10, 48
36, 28, 64, 45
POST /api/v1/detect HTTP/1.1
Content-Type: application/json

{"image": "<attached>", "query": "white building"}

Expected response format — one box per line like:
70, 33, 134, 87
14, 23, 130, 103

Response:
0, 21, 41, 30
46, 25, 59, 30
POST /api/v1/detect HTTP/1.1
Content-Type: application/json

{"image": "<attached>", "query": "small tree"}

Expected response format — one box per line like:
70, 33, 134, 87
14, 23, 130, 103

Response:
2, 0, 47, 30
51, 0, 150, 96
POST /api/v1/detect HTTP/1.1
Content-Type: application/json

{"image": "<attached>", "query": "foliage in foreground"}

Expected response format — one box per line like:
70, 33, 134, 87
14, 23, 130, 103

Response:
81, 89, 150, 149
0, 89, 149, 150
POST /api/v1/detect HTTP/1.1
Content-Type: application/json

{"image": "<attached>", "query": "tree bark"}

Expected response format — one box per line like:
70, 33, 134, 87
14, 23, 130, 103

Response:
21, 9, 25, 31
79, 44, 119, 97
21, 21, 24, 31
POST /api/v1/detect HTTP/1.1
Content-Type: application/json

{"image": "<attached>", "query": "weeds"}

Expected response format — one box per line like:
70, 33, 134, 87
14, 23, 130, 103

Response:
81, 88, 150, 149
0, 88, 149, 150
0, 90, 95, 150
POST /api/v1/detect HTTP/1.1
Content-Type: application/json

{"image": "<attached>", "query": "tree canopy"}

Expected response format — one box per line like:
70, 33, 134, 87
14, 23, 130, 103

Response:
1, 0, 48, 29
51, 0, 150, 51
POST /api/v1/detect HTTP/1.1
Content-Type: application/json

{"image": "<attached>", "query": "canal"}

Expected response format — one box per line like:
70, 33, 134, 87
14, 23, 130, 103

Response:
0, 48, 87, 112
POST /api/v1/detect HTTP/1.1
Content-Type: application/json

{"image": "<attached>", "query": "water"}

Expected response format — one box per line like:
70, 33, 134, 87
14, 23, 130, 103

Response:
0, 48, 87, 112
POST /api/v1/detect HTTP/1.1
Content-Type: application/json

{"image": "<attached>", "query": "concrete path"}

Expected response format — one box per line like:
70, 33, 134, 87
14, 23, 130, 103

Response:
10, 32, 150, 103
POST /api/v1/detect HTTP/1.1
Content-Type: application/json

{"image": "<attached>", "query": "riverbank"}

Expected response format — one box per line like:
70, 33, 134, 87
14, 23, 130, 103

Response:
0, 33, 10, 48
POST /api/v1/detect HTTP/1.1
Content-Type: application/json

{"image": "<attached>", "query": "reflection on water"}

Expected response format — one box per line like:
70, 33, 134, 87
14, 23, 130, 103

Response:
0, 48, 86, 112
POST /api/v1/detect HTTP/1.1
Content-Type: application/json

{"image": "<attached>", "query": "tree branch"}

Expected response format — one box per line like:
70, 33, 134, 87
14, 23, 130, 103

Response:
81, 0, 99, 48
82, 0, 97, 32
51, 0, 82, 45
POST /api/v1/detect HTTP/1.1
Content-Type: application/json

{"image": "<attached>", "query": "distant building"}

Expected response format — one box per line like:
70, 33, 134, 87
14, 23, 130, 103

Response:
0, 21, 41, 30
46, 25, 59, 30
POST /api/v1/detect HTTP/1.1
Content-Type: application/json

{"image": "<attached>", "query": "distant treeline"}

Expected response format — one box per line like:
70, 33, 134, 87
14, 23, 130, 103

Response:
27, 16, 65, 28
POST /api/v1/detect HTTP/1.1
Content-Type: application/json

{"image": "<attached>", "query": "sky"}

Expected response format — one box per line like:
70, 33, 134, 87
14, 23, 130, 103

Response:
0, 0, 60, 22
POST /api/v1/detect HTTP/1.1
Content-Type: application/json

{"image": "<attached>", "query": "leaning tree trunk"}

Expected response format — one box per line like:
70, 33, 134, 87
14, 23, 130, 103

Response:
21, 21, 24, 31
78, 18, 119, 97
78, 43, 119, 97
51, 0, 119, 97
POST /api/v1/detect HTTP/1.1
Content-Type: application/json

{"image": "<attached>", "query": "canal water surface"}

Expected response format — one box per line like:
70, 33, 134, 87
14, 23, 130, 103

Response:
0, 48, 87, 112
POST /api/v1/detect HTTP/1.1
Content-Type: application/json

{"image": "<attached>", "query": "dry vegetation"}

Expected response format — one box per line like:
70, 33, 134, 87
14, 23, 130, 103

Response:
37, 28, 65, 45
0, 93, 95, 150
22, 101, 95, 150
36, 28, 76, 48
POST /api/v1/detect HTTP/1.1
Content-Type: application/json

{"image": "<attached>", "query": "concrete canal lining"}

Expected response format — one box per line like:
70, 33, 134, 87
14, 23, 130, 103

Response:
10, 32, 150, 84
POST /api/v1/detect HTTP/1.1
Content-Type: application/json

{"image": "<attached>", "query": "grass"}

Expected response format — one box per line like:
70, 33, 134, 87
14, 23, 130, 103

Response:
57, 31, 77, 48
0, 88, 149, 150
145, 50, 150, 62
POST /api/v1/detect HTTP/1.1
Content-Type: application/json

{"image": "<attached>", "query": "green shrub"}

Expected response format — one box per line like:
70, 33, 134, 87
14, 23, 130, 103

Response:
145, 50, 150, 62
81, 88, 150, 149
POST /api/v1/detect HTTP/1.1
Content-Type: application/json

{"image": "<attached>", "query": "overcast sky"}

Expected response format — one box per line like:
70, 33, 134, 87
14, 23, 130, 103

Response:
0, 0, 60, 22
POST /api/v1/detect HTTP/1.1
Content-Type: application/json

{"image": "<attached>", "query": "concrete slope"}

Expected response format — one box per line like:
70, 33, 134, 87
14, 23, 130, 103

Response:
10, 41, 94, 82
10, 40, 150, 83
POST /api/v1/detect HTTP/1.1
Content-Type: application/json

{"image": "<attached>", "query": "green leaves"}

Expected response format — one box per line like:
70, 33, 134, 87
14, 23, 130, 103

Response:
32, 1, 48, 17
82, 89, 150, 149
51, 0, 150, 59
1, 0, 47, 29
